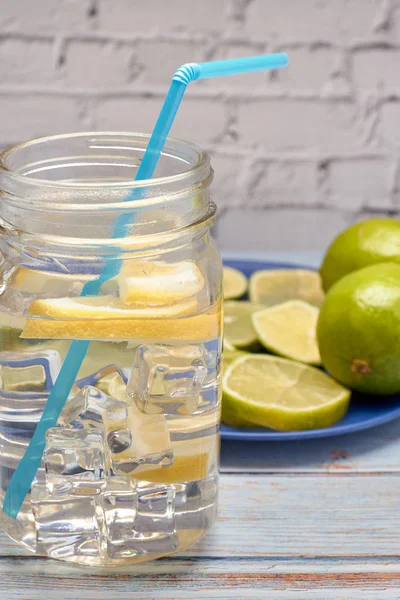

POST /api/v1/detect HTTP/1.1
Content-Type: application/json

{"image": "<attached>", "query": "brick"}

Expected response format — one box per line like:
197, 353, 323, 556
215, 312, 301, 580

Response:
62, 39, 136, 87
94, 97, 226, 146
236, 99, 363, 152
353, 49, 400, 91
247, 160, 317, 207
0, 95, 86, 144
0, 38, 55, 84
93, 97, 162, 134
388, 0, 400, 41
0, 0, 92, 33
216, 207, 351, 251
380, 102, 400, 146
97, 0, 226, 34
270, 47, 343, 94
246, 0, 382, 43
323, 159, 392, 210
136, 40, 206, 86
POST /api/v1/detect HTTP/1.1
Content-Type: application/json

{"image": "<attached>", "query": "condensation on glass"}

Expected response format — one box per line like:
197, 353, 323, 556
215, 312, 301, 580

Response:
0, 133, 222, 566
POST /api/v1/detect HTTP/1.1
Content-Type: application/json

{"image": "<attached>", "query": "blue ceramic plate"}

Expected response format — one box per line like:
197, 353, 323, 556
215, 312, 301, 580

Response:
220, 257, 400, 441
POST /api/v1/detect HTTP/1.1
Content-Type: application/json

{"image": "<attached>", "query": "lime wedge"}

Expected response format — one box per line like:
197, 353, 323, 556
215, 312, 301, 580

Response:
222, 354, 350, 431
223, 349, 248, 368
223, 267, 247, 300
252, 300, 321, 366
249, 269, 324, 307
224, 301, 264, 349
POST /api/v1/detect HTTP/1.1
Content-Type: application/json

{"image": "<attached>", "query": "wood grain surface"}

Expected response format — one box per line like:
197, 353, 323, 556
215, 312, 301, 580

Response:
2, 468, 400, 599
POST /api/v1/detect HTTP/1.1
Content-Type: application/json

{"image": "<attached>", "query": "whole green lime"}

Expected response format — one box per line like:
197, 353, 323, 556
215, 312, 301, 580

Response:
320, 218, 400, 292
317, 262, 400, 395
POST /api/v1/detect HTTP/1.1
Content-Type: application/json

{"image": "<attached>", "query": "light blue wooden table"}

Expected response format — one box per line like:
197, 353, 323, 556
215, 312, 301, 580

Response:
2, 252, 400, 598
2, 423, 400, 599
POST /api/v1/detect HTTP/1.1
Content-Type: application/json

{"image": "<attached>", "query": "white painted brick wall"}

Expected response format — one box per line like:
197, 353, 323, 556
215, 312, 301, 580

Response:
1, 0, 400, 253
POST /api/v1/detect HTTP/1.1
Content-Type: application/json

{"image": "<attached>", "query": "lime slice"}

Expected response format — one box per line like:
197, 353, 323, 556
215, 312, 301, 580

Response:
252, 300, 321, 366
222, 350, 253, 427
224, 301, 264, 349
223, 349, 248, 368
223, 267, 247, 300
222, 354, 350, 431
249, 269, 324, 307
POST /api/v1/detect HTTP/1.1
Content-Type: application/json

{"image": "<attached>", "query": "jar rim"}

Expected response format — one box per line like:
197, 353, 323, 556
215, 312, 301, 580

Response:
0, 131, 210, 191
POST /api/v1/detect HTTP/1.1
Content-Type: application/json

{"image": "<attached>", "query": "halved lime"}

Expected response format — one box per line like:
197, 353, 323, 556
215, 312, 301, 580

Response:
252, 300, 321, 365
249, 269, 324, 307
222, 355, 350, 431
224, 301, 264, 349
223, 267, 247, 300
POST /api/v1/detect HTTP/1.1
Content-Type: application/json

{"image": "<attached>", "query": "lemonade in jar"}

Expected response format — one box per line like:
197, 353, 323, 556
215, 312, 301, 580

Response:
0, 132, 222, 565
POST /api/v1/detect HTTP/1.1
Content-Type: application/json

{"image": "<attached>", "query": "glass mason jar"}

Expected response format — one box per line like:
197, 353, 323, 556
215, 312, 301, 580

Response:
0, 132, 222, 566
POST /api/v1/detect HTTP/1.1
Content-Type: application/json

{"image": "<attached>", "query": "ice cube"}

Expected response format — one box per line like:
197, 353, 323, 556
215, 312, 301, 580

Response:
127, 344, 209, 416
58, 385, 128, 429
103, 404, 173, 475
76, 364, 128, 393
0, 350, 61, 393
31, 483, 101, 560
59, 385, 173, 477
44, 427, 107, 496
101, 478, 178, 558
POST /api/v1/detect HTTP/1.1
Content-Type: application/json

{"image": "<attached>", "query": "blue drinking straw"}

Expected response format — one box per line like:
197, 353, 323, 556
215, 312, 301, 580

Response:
3, 53, 288, 518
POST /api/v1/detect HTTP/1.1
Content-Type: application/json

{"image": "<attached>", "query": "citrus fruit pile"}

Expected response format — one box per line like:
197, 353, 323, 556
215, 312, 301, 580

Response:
222, 217, 400, 432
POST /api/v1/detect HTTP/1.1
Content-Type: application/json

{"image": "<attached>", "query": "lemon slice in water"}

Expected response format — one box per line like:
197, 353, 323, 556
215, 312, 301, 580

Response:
117, 260, 204, 305
22, 295, 220, 341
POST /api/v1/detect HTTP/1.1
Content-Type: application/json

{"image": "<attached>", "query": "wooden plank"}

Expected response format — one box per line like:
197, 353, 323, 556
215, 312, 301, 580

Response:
220, 419, 400, 473
2, 473, 400, 598
1, 474, 400, 559
1, 556, 400, 599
